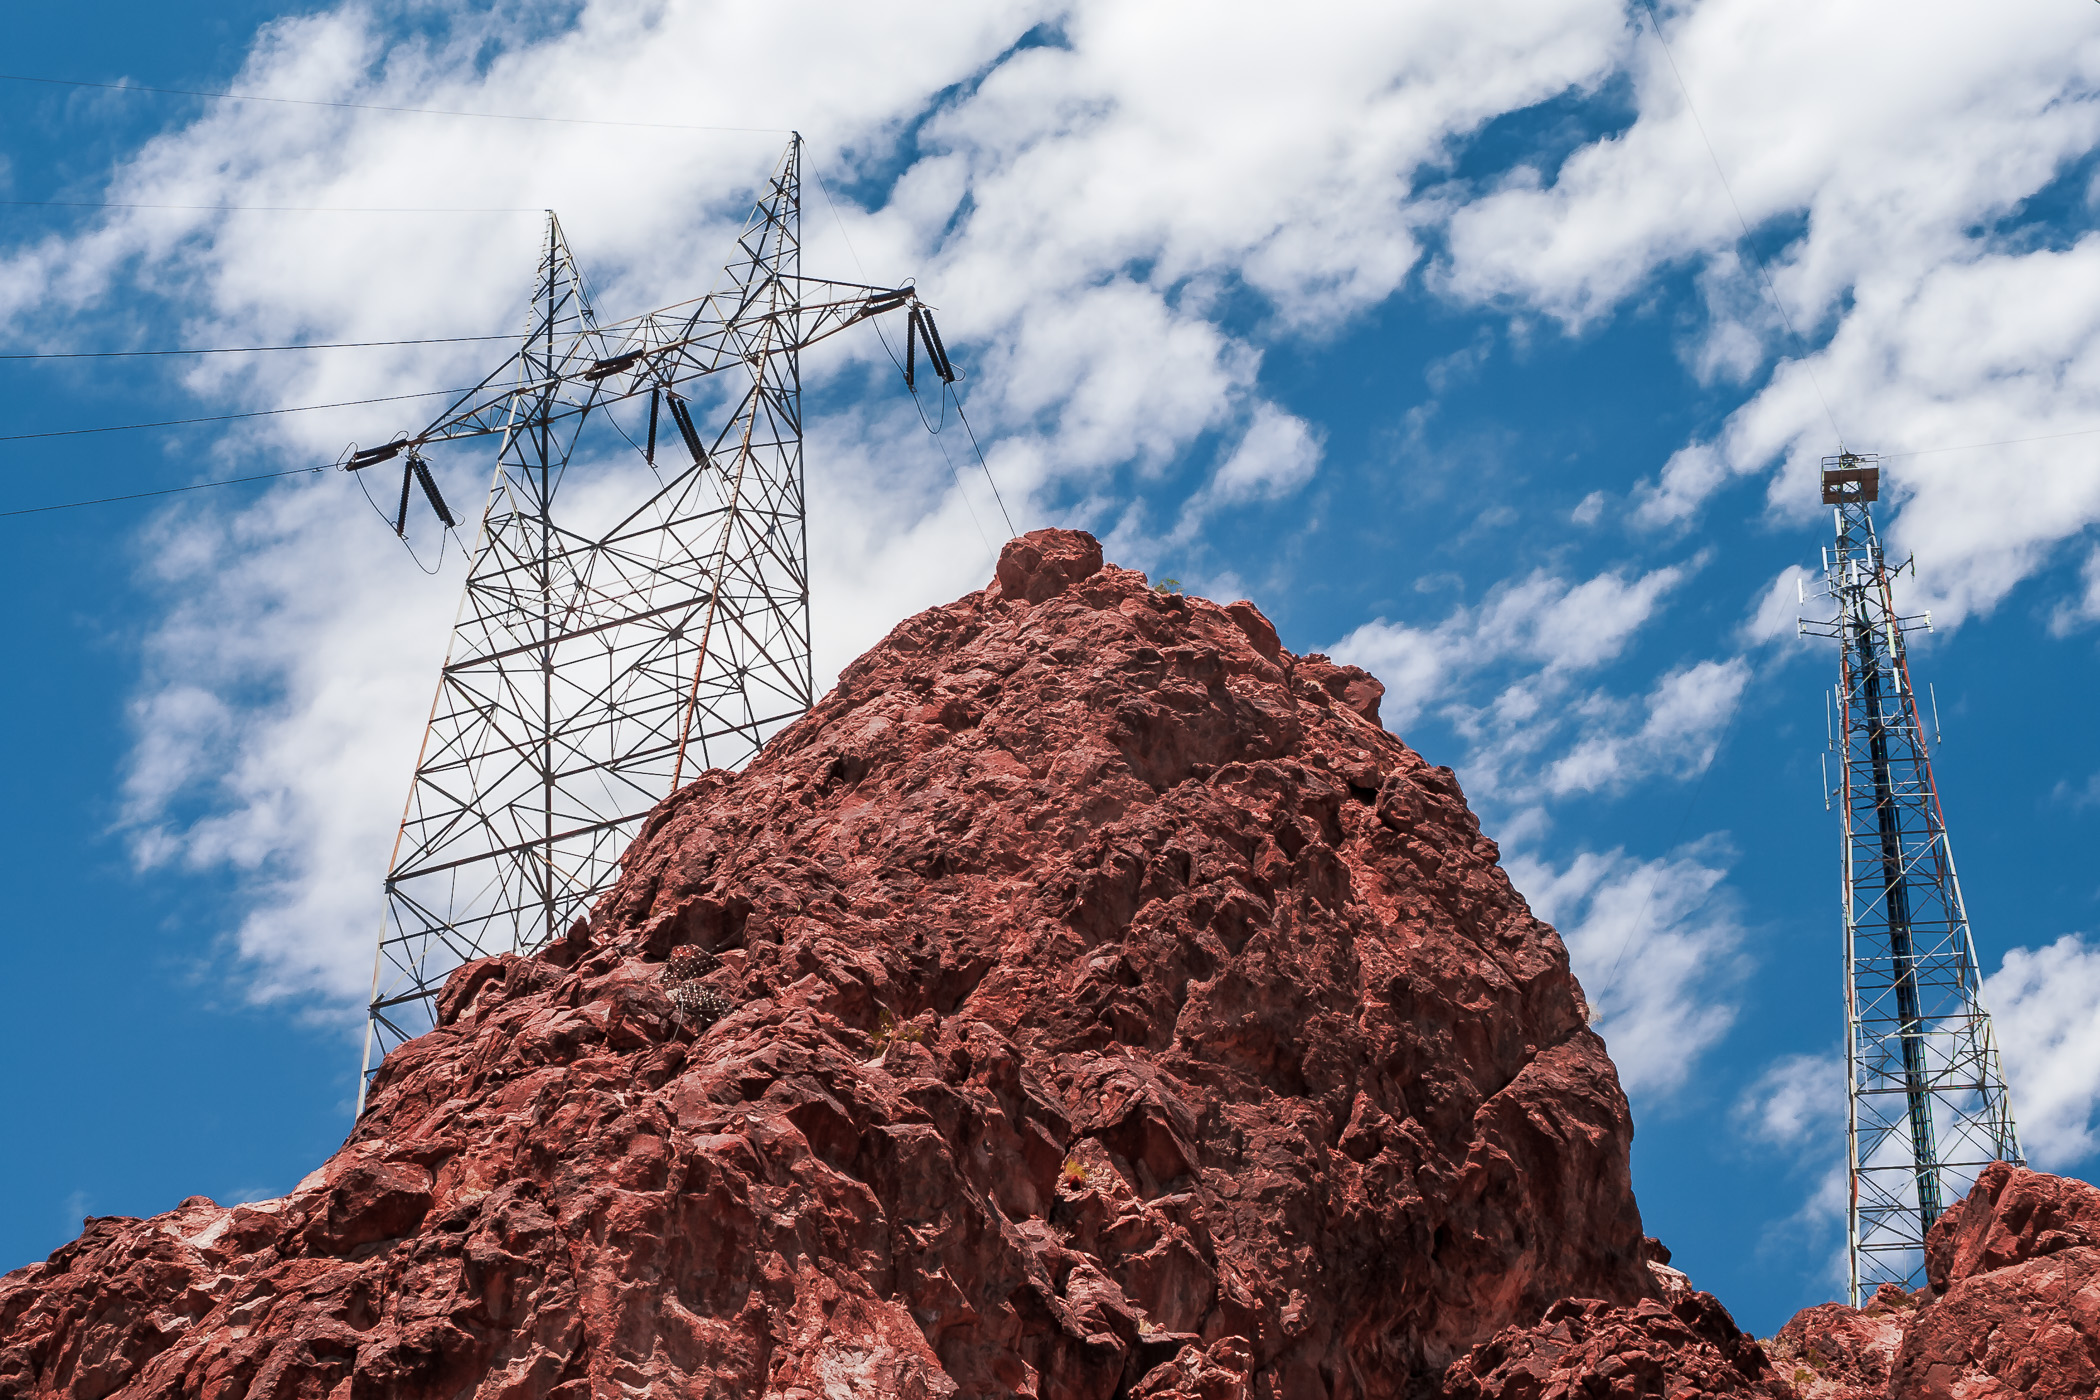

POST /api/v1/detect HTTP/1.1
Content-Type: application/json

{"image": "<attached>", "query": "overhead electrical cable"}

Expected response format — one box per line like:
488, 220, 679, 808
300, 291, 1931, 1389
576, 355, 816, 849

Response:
2, 199, 543, 213
808, 165, 1018, 546
807, 165, 1015, 554
0, 385, 477, 442
1638, 0, 1847, 448
2, 334, 515, 360
1883, 426, 2100, 459
948, 390, 1017, 538
0, 71, 791, 134
0, 464, 325, 518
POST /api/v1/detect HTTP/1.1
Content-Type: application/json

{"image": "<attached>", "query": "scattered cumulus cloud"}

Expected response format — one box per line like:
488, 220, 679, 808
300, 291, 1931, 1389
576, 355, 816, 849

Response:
1743, 564, 1816, 647
1512, 840, 1745, 1099
1985, 933, 2100, 1169
1543, 657, 1749, 797
1436, 0, 2100, 627
9, 0, 2100, 1254
1330, 561, 1687, 732
1171, 403, 1324, 539
1738, 1053, 1846, 1154
5, 0, 1637, 1010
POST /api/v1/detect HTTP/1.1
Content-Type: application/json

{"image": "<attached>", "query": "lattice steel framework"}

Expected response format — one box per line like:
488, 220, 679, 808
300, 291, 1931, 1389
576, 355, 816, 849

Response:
1800, 452, 2023, 1304
348, 137, 939, 1105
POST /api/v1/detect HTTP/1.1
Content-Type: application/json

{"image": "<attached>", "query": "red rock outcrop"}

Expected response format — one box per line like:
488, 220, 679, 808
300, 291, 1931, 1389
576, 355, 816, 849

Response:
1437, 1293, 1791, 1400
2, 530, 1762, 1398
1764, 1289, 1912, 1400
1893, 1163, 2100, 1399
1774, 1163, 2100, 1400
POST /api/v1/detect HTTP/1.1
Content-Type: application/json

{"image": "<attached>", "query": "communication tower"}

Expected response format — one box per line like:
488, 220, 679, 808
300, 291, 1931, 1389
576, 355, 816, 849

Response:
346, 137, 952, 1105
1800, 453, 2023, 1303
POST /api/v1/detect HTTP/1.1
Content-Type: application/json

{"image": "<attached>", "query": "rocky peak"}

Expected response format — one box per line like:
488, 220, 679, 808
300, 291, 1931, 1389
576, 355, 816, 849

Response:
2, 530, 1788, 1399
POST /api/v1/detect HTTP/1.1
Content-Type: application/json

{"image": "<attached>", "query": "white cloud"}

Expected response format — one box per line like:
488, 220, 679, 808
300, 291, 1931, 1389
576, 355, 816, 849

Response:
1543, 656, 1749, 796
1438, 0, 2100, 631
1633, 442, 1729, 530
1985, 933, 2100, 1169
1737, 1053, 1846, 1154
1511, 839, 1745, 1098
1724, 932, 2100, 1255
25, 0, 2100, 1081
1489, 563, 1688, 672
1743, 564, 1814, 647
1443, 0, 2100, 331
3, 0, 1656, 1010
1170, 403, 1325, 539
1331, 561, 1687, 729
1327, 563, 1754, 819
118, 478, 473, 1005
1207, 406, 1323, 505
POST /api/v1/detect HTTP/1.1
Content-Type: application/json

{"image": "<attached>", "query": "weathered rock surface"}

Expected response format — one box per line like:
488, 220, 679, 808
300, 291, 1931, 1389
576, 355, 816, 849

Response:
1775, 1163, 2100, 1400
1923, 1159, 2100, 1295
1764, 1289, 1913, 1400
1437, 1293, 1791, 1400
4, 529, 1753, 1398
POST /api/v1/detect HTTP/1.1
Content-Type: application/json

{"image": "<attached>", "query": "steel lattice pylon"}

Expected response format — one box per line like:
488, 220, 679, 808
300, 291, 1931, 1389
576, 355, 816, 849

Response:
1800, 452, 2023, 1304
349, 137, 941, 1105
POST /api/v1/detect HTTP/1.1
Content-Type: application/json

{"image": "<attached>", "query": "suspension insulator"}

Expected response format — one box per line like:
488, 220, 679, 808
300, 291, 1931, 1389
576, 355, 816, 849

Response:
920, 309, 955, 383
411, 455, 456, 529
667, 393, 710, 467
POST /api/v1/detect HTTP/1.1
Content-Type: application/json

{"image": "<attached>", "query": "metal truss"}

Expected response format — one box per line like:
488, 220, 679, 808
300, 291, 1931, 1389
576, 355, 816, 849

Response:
348, 136, 942, 1106
1800, 452, 2023, 1304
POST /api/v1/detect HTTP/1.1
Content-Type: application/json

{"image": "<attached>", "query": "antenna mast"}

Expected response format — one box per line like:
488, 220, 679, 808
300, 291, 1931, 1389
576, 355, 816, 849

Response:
1800, 452, 2023, 1304
349, 137, 943, 1106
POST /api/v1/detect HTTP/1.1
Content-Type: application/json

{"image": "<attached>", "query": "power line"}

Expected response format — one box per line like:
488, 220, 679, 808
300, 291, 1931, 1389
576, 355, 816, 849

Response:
1885, 426, 2100, 459
2, 198, 543, 213
1638, 0, 1846, 448
1, 334, 513, 361
0, 464, 324, 519
949, 389, 1017, 538
0, 385, 474, 443
0, 71, 790, 135
809, 164, 1018, 547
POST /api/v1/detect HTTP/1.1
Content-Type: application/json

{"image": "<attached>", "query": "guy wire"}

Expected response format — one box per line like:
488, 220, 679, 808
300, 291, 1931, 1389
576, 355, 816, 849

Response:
1638, 0, 1845, 449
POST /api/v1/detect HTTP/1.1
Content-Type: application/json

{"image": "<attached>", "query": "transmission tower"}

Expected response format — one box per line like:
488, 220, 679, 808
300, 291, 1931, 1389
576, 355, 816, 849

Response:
1800, 452, 2023, 1304
346, 137, 952, 1106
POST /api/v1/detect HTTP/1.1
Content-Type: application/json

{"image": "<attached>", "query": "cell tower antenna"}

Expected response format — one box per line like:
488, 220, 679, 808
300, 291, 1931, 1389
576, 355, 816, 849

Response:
345, 137, 951, 1107
1799, 452, 2023, 1304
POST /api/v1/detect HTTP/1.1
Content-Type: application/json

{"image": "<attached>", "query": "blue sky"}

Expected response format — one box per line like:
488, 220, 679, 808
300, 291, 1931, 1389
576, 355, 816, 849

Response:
6, 0, 2100, 1341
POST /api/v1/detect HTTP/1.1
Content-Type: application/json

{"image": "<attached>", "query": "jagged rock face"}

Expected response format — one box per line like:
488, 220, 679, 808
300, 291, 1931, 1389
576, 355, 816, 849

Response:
1435, 1293, 1791, 1400
1765, 1292, 1911, 1400
1896, 1163, 2100, 1399
1775, 1163, 2100, 1400
0, 530, 1658, 1399
1923, 1159, 2100, 1295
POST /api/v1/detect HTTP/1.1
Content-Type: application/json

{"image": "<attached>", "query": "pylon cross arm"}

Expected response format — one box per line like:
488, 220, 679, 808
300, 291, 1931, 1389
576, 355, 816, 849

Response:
344, 279, 919, 464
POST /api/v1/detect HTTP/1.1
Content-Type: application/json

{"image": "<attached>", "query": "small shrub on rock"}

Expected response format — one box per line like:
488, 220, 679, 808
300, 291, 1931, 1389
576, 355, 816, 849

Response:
871, 1010, 926, 1050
